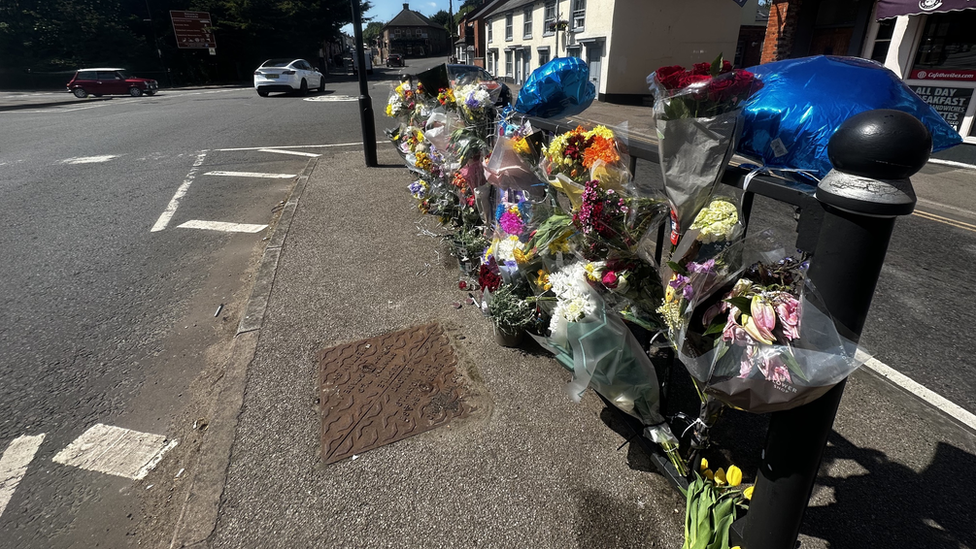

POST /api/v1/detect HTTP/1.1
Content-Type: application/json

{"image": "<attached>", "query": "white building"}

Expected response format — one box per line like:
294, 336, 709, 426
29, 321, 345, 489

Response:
484, 0, 752, 104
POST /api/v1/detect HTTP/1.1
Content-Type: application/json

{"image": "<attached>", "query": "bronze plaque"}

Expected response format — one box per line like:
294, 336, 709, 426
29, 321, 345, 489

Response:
318, 323, 471, 464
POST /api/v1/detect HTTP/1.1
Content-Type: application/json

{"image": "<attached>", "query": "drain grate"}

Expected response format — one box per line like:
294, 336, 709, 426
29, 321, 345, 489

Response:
317, 323, 471, 464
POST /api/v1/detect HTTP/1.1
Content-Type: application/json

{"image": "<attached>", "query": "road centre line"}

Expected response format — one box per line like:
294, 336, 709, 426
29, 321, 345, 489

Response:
151, 151, 208, 232
177, 220, 268, 233
204, 170, 296, 179
858, 351, 976, 432
913, 209, 976, 233
0, 434, 46, 518
53, 424, 177, 480
257, 148, 321, 158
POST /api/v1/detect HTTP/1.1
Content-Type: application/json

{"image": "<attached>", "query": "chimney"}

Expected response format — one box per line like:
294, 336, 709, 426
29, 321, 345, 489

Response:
403, 3, 409, 9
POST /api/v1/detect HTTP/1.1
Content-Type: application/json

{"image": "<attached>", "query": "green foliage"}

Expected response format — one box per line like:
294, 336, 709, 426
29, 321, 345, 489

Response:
428, 9, 450, 29
363, 21, 383, 44
486, 283, 536, 333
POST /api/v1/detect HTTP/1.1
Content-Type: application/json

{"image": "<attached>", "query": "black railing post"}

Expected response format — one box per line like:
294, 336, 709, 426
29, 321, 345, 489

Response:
742, 110, 931, 549
350, 0, 378, 167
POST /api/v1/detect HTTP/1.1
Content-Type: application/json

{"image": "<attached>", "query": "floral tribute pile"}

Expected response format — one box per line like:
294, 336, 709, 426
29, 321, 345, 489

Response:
385, 58, 864, 486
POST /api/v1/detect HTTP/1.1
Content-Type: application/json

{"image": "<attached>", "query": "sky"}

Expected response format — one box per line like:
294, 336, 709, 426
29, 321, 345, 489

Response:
341, 0, 455, 35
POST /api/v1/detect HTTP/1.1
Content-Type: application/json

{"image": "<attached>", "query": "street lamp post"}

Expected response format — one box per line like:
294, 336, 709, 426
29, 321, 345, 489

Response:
350, 0, 378, 167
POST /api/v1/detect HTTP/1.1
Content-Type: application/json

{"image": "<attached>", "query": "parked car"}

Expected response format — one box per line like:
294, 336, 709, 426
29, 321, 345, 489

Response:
447, 64, 513, 106
66, 68, 158, 98
253, 58, 324, 97
386, 54, 404, 67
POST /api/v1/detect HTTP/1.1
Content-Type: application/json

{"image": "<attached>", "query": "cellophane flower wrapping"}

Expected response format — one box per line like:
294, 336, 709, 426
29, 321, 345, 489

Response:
676, 235, 865, 413
530, 262, 669, 430
648, 58, 762, 246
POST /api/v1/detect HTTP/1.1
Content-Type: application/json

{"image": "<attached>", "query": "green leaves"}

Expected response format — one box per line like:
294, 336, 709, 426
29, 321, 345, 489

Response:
683, 472, 740, 549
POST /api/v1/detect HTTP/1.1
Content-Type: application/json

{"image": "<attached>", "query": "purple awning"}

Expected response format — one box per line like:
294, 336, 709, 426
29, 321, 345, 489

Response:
876, 0, 976, 19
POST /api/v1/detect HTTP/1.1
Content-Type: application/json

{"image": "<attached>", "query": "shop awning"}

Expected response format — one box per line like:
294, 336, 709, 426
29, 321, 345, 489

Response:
876, 0, 976, 19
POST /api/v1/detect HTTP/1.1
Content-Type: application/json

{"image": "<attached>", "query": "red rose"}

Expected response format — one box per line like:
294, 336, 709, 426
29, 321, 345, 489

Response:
677, 74, 711, 95
721, 60, 733, 74
706, 72, 737, 102
655, 65, 686, 90
691, 62, 711, 76
601, 271, 619, 289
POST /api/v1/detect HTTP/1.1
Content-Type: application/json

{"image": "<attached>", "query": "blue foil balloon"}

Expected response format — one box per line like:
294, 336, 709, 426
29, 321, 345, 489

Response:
514, 57, 596, 118
737, 55, 962, 180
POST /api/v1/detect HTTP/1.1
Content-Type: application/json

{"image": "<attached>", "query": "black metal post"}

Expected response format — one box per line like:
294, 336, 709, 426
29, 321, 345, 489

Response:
350, 0, 378, 167
741, 110, 932, 549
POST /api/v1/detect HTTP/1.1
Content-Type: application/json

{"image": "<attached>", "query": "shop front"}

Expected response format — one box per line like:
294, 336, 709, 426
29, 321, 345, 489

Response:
865, 0, 976, 150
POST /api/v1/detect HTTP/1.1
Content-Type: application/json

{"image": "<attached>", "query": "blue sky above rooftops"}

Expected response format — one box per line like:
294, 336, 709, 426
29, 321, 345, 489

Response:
342, 0, 455, 35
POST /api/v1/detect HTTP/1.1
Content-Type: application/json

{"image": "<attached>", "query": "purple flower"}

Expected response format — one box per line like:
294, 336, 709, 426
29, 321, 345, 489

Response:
669, 274, 690, 290
682, 284, 694, 301
687, 259, 716, 275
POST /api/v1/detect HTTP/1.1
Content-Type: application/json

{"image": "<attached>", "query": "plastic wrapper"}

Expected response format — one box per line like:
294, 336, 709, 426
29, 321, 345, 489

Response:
648, 60, 762, 246
737, 55, 963, 180
672, 232, 866, 413
486, 136, 549, 196
514, 57, 596, 118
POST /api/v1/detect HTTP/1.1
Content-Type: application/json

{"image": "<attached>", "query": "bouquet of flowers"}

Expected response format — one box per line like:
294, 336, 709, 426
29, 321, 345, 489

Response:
386, 79, 429, 126
572, 179, 668, 260
680, 250, 865, 413
542, 125, 630, 189
455, 82, 498, 132
647, 55, 763, 247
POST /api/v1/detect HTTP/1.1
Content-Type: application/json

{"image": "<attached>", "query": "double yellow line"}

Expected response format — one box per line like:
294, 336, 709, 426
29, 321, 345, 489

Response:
913, 209, 976, 232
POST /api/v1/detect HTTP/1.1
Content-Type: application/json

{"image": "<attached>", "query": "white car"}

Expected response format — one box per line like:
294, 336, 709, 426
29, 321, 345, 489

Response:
253, 58, 324, 97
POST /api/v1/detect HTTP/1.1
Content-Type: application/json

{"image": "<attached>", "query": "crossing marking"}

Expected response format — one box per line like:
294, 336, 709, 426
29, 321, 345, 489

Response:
256, 148, 321, 158
53, 424, 177, 480
0, 434, 46, 518
152, 151, 208, 232
177, 220, 268, 233
203, 170, 296, 179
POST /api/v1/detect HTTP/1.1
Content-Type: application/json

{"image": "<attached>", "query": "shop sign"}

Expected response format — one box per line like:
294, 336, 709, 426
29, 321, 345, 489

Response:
910, 69, 976, 81
911, 85, 972, 131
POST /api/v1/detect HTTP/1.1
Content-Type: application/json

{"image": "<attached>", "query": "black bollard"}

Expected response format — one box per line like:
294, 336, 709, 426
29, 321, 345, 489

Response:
741, 110, 931, 549
350, 0, 378, 167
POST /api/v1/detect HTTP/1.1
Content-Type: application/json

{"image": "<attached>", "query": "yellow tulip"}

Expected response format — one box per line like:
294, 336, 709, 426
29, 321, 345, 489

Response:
703, 468, 714, 481
700, 458, 709, 472
726, 465, 743, 487
743, 485, 755, 500
714, 467, 727, 486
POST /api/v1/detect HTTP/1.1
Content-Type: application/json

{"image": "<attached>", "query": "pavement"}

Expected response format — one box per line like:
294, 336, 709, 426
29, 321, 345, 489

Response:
5, 89, 976, 548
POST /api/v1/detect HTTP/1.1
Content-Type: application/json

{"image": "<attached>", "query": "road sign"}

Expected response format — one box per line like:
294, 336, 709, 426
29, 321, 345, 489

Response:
170, 10, 216, 50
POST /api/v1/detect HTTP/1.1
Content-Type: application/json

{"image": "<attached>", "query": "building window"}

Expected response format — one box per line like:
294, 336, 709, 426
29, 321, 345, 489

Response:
869, 19, 895, 63
539, 48, 550, 66
571, 0, 585, 31
505, 12, 513, 40
567, 45, 581, 58
544, 2, 556, 35
395, 28, 402, 37
523, 8, 533, 38
912, 10, 976, 72
505, 50, 513, 76
487, 19, 493, 43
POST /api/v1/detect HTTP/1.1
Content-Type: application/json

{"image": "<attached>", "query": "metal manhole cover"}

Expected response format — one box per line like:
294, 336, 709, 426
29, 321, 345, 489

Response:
317, 323, 471, 464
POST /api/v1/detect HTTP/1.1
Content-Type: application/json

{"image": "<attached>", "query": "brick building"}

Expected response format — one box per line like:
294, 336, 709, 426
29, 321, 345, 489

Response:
380, 3, 451, 61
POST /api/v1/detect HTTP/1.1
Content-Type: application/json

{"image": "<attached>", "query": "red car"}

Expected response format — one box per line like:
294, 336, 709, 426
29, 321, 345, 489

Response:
67, 68, 158, 98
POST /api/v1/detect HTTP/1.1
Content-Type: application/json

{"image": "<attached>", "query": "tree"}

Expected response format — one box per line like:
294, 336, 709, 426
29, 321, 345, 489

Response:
428, 9, 451, 30
363, 21, 384, 46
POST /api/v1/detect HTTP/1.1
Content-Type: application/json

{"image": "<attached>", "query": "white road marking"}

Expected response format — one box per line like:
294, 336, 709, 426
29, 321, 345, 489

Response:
214, 142, 383, 152
257, 148, 321, 158
203, 170, 295, 179
928, 158, 976, 170
63, 155, 119, 164
176, 220, 268, 233
53, 424, 177, 480
0, 434, 46, 518
152, 151, 208, 232
858, 350, 976, 432
303, 95, 358, 102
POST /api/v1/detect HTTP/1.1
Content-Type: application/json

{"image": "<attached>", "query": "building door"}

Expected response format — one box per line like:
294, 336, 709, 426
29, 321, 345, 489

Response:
522, 52, 530, 83
585, 42, 603, 92
514, 50, 524, 84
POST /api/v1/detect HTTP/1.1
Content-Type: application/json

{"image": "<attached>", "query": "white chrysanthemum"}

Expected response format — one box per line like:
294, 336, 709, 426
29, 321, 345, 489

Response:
548, 263, 597, 323
494, 235, 523, 262
690, 198, 739, 244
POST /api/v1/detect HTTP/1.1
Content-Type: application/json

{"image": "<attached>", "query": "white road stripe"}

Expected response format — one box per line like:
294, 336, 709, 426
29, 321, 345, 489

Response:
858, 351, 976, 432
177, 220, 268, 233
0, 434, 45, 518
151, 151, 208, 232
203, 170, 295, 179
257, 148, 321, 158
214, 141, 387, 152
928, 158, 976, 170
63, 155, 119, 164
53, 424, 177, 480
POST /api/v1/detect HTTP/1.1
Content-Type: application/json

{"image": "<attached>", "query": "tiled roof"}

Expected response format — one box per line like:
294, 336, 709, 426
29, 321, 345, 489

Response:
487, 0, 536, 16
383, 7, 444, 29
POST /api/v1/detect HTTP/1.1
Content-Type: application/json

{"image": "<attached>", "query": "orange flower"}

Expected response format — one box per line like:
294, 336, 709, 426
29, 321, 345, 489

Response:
582, 135, 620, 168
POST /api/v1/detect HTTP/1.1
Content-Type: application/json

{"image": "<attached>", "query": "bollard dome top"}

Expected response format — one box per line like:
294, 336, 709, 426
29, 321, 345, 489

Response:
828, 109, 932, 180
